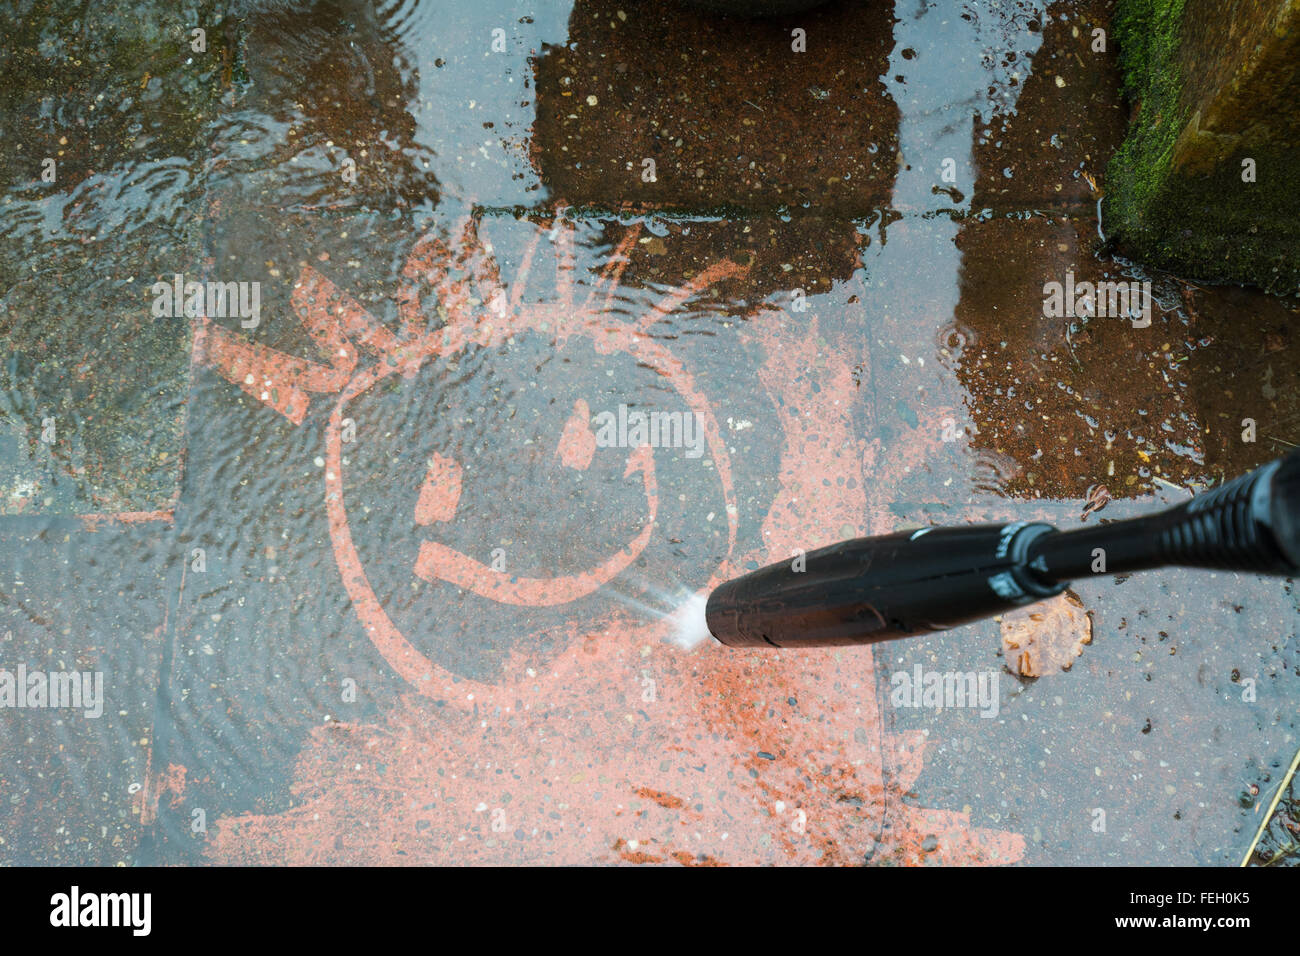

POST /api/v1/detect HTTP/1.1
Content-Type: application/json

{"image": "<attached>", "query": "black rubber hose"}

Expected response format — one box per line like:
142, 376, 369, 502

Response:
1025, 450, 1300, 583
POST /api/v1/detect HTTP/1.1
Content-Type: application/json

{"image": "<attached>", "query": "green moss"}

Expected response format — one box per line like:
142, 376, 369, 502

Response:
1103, 0, 1300, 293
1105, 0, 1190, 252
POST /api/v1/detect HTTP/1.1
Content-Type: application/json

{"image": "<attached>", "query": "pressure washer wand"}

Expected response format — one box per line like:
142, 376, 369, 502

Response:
706, 450, 1300, 649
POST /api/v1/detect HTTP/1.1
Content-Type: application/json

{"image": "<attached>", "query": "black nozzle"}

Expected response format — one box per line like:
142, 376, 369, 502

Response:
706, 521, 1064, 648
706, 450, 1300, 649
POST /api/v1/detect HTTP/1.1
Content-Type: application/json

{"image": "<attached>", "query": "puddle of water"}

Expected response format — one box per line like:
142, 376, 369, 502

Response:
0, 0, 1297, 866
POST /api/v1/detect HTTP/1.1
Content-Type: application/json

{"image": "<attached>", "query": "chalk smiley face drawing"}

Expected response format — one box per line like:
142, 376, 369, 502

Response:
197, 211, 749, 700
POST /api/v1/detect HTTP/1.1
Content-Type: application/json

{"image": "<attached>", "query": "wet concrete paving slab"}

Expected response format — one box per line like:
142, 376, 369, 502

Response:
883, 512, 1300, 864
0, 518, 172, 864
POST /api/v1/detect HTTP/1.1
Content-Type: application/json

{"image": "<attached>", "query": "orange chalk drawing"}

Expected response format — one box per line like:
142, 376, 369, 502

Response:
195, 209, 1025, 865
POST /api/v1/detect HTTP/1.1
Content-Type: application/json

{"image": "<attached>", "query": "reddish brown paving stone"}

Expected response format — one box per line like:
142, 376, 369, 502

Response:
953, 214, 1300, 502
531, 0, 899, 214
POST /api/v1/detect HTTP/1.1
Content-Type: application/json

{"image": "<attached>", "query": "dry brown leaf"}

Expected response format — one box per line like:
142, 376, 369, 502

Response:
1000, 590, 1092, 678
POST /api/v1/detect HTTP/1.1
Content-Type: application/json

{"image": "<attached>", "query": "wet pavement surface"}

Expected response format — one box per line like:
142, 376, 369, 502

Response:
1, 0, 1298, 865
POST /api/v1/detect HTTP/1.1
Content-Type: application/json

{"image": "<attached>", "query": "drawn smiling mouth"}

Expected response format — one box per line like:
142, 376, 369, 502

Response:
412, 441, 659, 606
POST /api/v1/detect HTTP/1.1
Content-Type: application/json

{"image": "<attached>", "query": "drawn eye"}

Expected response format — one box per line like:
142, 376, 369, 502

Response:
556, 399, 595, 471
415, 452, 462, 525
